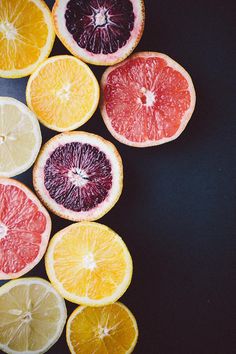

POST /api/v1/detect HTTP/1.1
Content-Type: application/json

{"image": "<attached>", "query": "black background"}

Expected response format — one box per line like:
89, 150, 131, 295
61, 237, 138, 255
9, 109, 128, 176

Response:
0, 0, 236, 353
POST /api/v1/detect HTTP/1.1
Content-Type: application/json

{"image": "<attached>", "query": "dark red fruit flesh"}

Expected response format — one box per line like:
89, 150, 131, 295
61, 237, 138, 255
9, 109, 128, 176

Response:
65, 0, 134, 54
44, 142, 113, 212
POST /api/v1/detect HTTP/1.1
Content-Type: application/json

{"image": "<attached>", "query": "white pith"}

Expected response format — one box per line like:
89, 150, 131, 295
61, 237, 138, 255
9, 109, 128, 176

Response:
0, 21, 17, 40
0, 278, 67, 354
0, 178, 51, 280
101, 52, 196, 147
33, 132, 123, 222
0, 97, 42, 177
0, 0, 55, 78
53, 0, 145, 65
0, 222, 7, 240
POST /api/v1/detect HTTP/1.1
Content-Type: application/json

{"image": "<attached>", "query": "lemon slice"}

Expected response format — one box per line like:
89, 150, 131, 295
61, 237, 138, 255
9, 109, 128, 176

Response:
0, 277, 67, 354
0, 0, 55, 78
45, 222, 133, 306
66, 302, 138, 354
26, 55, 100, 132
0, 97, 42, 177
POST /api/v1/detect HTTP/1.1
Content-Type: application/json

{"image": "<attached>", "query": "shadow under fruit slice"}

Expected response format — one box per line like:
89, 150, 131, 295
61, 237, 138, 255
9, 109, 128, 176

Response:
0, 277, 67, 354
100, 52, 196, 147
66, 302, 138, 354
45, 222, 133, 306
33, 132, 123, 221
52, 0, 145, 66
0, 178, 51, 280
0, 0, 55, 78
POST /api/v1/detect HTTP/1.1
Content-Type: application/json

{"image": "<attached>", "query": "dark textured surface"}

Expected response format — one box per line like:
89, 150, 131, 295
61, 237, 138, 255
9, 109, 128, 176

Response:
0, 0, 236, 353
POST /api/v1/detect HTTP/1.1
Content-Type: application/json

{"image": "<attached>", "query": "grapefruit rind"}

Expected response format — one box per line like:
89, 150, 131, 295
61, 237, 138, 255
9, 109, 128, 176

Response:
33, 132, 123, 222
66, 302, 138, 354
0, 97, 42, 177
0, 0, 55, 79
52, 0, 145, 66
26, 55, 100, 132
0, 277, 67, 354
45, 222, 133, 306
100, 52, 196, 147
0, 178, 51, 280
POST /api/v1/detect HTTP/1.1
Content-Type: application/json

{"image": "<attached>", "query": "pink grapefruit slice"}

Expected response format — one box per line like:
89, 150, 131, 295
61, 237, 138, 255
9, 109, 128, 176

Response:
100, 52, 196, 147
0, 178, 51, 279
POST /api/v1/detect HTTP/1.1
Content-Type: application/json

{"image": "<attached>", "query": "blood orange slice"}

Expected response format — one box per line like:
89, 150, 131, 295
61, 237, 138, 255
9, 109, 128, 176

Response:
0, 178, 51, 279
52, 0, 145, 66
100, 52, 196, 147
33, 132, 123, 221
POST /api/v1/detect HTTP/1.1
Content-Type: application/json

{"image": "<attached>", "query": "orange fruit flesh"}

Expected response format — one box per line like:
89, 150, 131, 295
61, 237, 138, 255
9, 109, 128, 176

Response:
104, 56, 191, 143
27, 57, 99, 130
0, 0, 49, 70
52, 224, 127, 300
68, 303, 138, 353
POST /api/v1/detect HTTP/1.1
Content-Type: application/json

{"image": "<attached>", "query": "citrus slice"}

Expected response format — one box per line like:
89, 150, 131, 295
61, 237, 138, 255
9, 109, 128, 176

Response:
0, 178, 51, 279
100, 52, 196, 147
0, 0, 55, 78
0, 277, 67, 354
0, 97, 42, 177
45, 222, 133, 306
66, 302, 138, 354
26, 55, 100, 132
33, 132, 123, 221
52, 0, 145, 66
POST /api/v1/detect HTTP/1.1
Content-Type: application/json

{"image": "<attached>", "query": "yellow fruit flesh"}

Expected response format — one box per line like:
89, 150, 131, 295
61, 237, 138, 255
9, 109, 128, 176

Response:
51, 223, 128, 301
0, 0, 49, 71
0, 283, 62, 352
28, 57, 99, 130
0, 104, 38, 173
68, 303, 138, 354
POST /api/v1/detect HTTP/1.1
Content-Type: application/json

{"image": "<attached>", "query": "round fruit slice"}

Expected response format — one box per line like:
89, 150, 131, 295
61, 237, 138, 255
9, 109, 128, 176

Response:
66, 302, 138, 354
0, 0, 55, 78
33, 132, 123, 221
26, 55, 100, 132
101, 52, 196, 147
0, 97, 42, 177
45, 222, 133, 306
0, 178, 51, 279
0, 277, 67, 354
52, 0, 145, 66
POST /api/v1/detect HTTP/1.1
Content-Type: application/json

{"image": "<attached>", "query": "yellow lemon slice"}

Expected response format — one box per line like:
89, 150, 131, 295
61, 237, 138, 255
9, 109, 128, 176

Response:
0, 277, 67, 354
0, 97, 42, 177
0, 0, 55, 78
26, 55, 100, 132
45, 222, 133, 306
66, 302, 138, 354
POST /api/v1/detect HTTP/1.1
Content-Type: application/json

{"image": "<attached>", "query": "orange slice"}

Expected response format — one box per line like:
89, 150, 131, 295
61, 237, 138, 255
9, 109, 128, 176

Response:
66, 302, 138, 354
26, 55, 100, 132
0, 0, 55, 78
45, 222, 133, 306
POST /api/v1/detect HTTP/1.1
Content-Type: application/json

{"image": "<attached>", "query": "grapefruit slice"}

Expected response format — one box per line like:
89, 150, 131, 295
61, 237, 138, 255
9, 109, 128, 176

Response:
0, 178, 51, 279
0, 0, 55, 78
52, 0, 145, 66
45, 222, 133, 306
66, 302, 138, 354
26, 55, 100, 132
100, 52, 196, 147
0, 277, 67, 354
33, 132, 123, 221
0, 97, 42, 178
